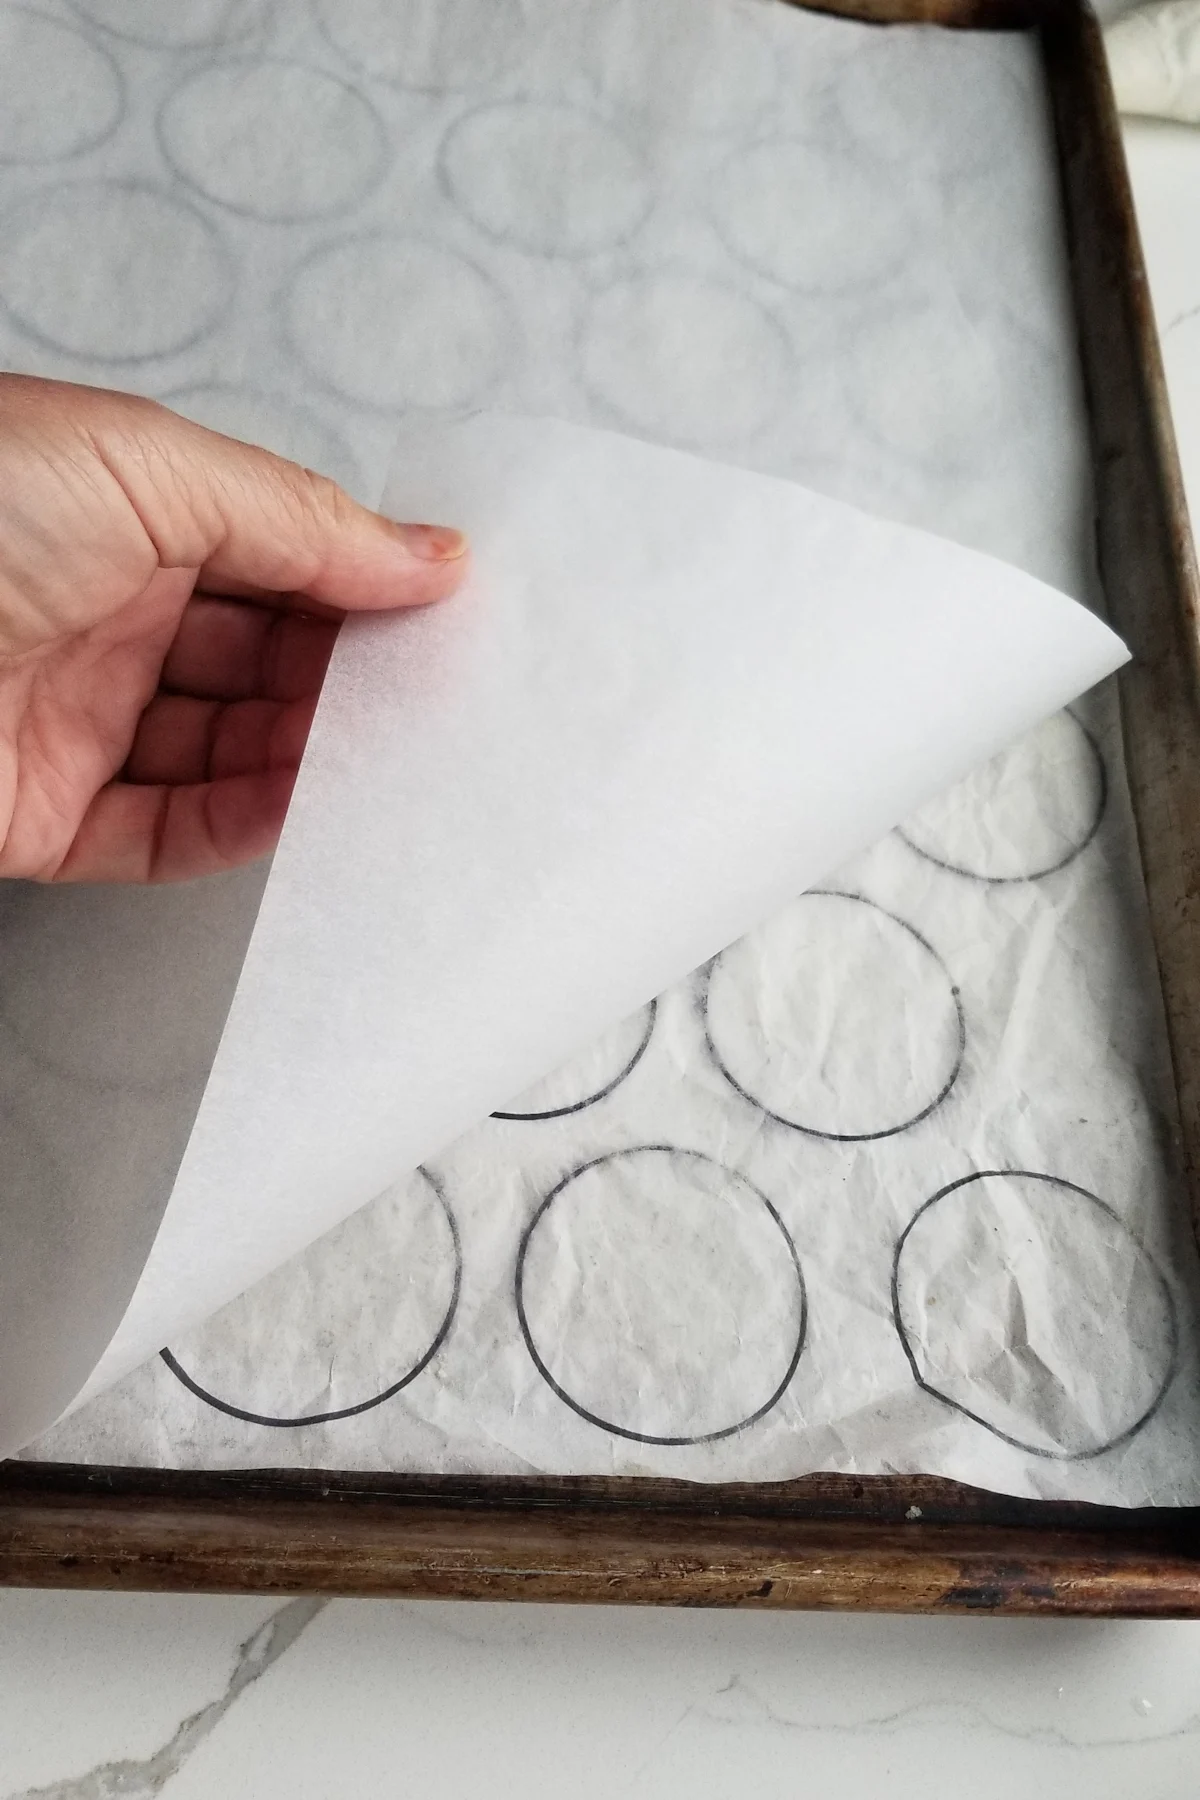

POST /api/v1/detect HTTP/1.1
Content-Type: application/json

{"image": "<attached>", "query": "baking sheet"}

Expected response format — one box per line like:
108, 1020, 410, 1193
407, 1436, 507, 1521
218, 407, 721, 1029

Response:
9, 0, 1200, 1502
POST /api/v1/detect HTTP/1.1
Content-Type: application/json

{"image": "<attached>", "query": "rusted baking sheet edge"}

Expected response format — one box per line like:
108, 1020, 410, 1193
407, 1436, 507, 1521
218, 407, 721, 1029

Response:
2, 0, 1196, 1618
0, 1465, 1197, 1613
790, 0, 1044, 29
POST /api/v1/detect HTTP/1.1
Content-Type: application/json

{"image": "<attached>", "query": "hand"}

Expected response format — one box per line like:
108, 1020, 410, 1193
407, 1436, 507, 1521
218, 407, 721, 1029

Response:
0, 375, 467, 883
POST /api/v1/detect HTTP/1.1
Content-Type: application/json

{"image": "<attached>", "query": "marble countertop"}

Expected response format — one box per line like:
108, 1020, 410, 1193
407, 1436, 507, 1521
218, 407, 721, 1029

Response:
5, 1591, 1200, 1797
3, 112, 1200, 1800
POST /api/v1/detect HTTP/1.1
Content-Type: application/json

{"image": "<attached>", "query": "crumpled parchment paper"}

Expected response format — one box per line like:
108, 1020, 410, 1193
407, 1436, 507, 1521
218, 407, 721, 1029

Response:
16, 0, 1200, 1503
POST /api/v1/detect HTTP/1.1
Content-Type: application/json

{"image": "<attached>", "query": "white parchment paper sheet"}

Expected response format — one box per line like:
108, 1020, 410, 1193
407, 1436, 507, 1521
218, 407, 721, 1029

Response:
63, 412, 1126, 1411
12, 0, 1200, 1501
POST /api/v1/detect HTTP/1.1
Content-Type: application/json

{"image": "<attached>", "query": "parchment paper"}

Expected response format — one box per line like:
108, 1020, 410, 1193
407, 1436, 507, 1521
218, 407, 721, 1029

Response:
9, 0, 1200, 1502
1, 406, 1123, 1450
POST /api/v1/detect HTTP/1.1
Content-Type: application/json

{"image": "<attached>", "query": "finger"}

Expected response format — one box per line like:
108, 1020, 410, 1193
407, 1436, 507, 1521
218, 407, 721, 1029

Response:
124, 694, 214, 784
162, 598, 338, 702
209, 696, 315, 780
69, 386, 469, 611
194, 578, 346, 622
53, 768, 297, 884
124, 694, 314, 784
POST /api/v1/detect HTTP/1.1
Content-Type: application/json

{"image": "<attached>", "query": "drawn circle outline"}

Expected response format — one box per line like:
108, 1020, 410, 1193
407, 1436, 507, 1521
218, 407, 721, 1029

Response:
834, 33, 1027, 181
702, 889, 966, 1142
705, 134, 911, 296
280, 229, 517, 413
436, 97, 653, 259
312, 0, 526, 94
0, 177, 234, 363
160, 1171, 462, 1428
65, 0, 265, 49
155, 55, 391, 225
898, 714, 1108, 884
577, 267, 794, 452
891, 1168, 1179, 1460
493, 998, 657, 1121
583, 0, 779, 137
0, 5, 126, 165
515, 1144, 807, 1446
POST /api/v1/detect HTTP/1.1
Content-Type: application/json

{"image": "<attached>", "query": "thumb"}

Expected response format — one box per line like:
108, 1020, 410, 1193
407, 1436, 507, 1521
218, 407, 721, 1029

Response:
63, 380, 468, 612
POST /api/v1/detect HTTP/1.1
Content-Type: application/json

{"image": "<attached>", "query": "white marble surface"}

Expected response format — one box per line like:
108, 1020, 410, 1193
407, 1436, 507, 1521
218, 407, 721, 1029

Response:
3, 90, 1200, 1800
6, 1595, 1200, 1797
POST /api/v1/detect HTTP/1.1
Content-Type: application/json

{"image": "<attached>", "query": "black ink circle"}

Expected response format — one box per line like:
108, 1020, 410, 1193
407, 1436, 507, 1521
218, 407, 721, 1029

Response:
892, 1169, 1178, 1460
160, 1170, 462, 1428
493, 999, 657, 1121
515, 1145, 807, 1446
702, 890, 966, 1141
898, 714, 1108, 884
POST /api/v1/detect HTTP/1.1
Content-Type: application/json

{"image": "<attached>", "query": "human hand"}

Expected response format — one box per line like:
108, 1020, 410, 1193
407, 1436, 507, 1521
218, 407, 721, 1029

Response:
0, 375, 467, 883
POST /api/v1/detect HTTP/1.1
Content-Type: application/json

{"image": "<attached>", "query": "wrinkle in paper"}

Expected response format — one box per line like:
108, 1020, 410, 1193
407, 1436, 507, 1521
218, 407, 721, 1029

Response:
11, 0, 1200, 1507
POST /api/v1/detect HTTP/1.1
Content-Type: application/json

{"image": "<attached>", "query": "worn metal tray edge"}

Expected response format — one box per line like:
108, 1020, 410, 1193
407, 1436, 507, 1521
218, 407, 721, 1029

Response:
2, 0, 1198, 1614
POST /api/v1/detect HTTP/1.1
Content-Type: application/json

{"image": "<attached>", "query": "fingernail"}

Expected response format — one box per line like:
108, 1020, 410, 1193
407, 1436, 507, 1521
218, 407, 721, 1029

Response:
393, 522, 468, 561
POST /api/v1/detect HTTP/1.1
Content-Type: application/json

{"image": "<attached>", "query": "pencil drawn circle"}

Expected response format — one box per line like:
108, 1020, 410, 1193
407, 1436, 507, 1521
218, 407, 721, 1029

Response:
494, 1000, 656, 1121
162, 383, 361, 492
704, 891, 965, 1140
585, 0, 777, 135
580, 272, 791, 450
708, 139, 910, 293
158, 59, 389, 224
314, 0, 526, 92
160, 1168, 462, 1427
67, 0, 265, 48
893, 1171, 1177, 1459
439, 101, 651, 258
0, 181, 232, 361
284, 234, 515, 411
899, 711, 1107, 883
516, 1146, 806, 1445
0, 7, 124, 164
